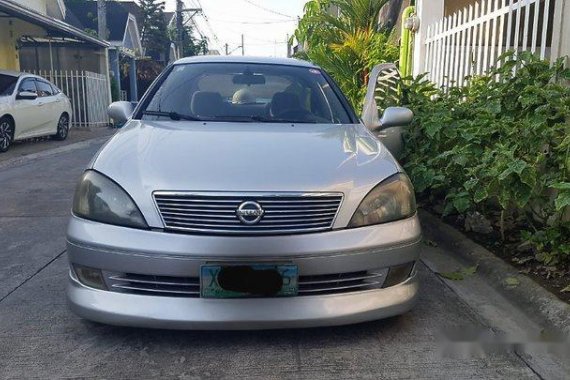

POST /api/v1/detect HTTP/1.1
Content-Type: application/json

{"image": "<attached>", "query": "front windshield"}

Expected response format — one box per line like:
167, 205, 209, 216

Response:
140, 63, 354, 124
0, 75, 18, 97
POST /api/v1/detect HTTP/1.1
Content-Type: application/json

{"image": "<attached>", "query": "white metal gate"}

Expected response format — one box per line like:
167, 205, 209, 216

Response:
423, 0, 564, 88
28, 70, 110, 127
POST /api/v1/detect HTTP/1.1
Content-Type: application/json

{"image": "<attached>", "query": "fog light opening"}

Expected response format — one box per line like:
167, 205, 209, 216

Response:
382, 262, 415, 288
73, 265, 107, 290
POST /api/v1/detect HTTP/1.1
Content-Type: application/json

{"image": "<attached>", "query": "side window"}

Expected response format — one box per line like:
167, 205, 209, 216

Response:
50, 83, 61, 95
36, 80, 54, 97
19, 78, 37, 94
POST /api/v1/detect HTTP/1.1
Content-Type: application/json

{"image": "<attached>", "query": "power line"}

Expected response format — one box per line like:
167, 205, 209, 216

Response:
205, 18, 296, 25
187, 0, 225, 53
239, 0, 296, 19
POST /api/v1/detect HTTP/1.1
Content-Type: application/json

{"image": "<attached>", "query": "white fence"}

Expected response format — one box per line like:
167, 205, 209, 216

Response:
423, 0, 564, 88
28, 70, 110, 127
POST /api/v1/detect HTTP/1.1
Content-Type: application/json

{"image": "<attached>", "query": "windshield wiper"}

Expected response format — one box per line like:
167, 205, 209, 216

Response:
142, 110, 202, 121
223, 115, 318, 124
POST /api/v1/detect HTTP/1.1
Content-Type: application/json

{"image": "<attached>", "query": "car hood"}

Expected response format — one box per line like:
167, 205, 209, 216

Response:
92, 120, 401, 227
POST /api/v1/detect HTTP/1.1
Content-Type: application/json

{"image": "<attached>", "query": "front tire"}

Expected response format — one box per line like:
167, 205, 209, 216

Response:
0, 117, 14, 153
52, 114, 69, 141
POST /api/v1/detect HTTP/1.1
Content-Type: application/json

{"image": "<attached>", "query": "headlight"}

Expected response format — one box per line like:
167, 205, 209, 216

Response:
72, 170, 148, 229
348, 173, 416, 228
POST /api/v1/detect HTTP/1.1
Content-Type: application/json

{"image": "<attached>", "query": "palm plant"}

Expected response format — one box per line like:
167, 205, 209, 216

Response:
294, 0, 398, 110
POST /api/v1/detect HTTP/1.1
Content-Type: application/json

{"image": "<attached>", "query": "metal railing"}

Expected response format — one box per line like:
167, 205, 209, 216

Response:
28, 70, 111, 127
423, 0, 564, 88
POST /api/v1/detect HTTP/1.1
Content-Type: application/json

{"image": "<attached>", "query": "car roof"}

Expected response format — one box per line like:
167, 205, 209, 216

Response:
173, 55, 319, 69
0, 70, 47, 81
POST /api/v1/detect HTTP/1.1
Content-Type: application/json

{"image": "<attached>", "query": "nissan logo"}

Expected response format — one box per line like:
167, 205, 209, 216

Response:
236, 201, 264, 225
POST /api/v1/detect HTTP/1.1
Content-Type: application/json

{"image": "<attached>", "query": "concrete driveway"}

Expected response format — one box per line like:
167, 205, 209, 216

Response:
0, 139, 567, 379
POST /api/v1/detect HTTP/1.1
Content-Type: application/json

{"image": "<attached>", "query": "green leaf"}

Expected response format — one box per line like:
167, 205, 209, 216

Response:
464, 178, 479, 191
438, 265, 478, 281
554, 192, 570, 211
504, 277, 521, 287
438, 271, 465, 281
519, 168, 537, 188
499, 160, 528, 180
462, 265, 479, 276
473, 187, 489, 203
453, 196, 471, 213
551, 182, 570, 190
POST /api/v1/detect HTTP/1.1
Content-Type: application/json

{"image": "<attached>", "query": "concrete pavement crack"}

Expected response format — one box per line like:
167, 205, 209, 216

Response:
514, 350, 546, 380
0, 249, 67, 305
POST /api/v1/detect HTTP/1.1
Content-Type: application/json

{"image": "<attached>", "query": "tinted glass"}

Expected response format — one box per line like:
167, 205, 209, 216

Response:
50, 83, 61, 94
19, 78, 37, 94
0, 75, 18, 96
142, 63, 353, 124
37, 80, 54, 97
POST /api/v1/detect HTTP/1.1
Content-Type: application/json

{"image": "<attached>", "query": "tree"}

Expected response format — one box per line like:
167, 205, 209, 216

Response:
167, 24, 209, 57
138, 0, 170, 58
181, 26, 208, 57
293, 0, 398, 110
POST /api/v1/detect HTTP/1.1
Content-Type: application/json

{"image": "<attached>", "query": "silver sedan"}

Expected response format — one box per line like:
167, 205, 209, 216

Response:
66, 56, 421, 329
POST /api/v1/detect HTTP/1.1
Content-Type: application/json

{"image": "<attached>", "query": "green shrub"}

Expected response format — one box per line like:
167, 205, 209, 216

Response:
402, 52, 570, 267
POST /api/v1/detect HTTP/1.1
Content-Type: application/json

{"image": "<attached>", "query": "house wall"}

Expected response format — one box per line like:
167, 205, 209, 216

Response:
559, 0, 570, 59
412, 0, 445, 76
20, 0, 48, 14
19, 44, 108, 74
444, 0, 473, 16
0, 6, 107, 73
0, 18, 45, 71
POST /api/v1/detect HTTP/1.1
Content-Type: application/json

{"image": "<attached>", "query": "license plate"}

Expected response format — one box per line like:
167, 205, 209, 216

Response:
200, 264, 298, 298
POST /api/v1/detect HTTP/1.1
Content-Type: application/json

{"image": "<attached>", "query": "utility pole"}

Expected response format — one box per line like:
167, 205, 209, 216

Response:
176, 0, 202, 58
286, 34, 291, 57
241, 34, 245, 56
97, 0, 107, 40
225, 43, 229, 56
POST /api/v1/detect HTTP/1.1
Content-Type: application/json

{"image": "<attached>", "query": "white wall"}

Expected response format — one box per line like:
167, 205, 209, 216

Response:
412, 0, 444, 76
20, 0, 47, 14
19, 0, 65, 19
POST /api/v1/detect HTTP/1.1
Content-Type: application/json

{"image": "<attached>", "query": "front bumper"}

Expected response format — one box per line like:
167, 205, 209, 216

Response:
66, 214, 422, 329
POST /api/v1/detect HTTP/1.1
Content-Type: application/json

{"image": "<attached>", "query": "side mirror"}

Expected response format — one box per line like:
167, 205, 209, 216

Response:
108, 101, 135, 125
379, 107, 414, 129
16, 91, 38, 100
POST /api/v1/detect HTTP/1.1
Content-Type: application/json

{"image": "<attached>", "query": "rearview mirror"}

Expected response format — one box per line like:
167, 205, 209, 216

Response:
380, 107, 414, 129
16, 91, 38, 100
108, 101, 135, 125
232, 73, 266, 85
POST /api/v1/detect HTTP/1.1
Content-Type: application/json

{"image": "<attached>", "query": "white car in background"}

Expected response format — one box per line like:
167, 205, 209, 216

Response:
0, 70, 72, 152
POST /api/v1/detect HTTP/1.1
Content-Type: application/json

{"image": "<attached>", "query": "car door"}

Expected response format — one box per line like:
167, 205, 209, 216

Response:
35, 79, 59, 135
361, 63, 405, 157
12, 77, 43, 140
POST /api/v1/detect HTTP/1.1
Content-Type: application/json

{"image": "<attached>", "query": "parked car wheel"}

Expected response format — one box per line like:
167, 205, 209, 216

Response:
52, 113, 69, 141
0, 116, 14, 153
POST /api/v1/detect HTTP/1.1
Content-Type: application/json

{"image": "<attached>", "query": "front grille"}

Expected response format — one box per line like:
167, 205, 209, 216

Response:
106, 273, 200, 297
104, 268, 388, 298
298, 269, 388, 295
153, 192, 343, 235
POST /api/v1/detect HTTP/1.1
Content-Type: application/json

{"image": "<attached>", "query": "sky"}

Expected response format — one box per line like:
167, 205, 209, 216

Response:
162, 0, 309, 57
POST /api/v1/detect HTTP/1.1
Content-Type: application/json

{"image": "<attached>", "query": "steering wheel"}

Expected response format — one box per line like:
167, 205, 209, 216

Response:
275, 108, 313, 121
